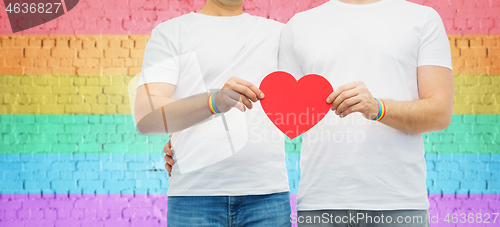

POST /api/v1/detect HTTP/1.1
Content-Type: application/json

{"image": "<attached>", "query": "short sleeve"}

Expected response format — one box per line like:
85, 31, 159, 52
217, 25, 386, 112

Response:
278, 17, 305, 80
138, 24, 180, 88
418, 8, 452, 70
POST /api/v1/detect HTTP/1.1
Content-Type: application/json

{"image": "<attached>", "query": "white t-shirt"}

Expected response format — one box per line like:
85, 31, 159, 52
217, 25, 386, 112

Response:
139, 12, 289, 196
279, 0, 452, 210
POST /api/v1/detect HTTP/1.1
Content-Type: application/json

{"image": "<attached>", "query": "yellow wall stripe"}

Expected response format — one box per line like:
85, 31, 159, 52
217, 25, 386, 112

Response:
0, 73, 498, 115
0, 74, 135, 114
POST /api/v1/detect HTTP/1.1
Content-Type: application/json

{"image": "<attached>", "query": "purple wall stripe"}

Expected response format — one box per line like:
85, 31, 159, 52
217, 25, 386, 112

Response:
1, 194, 500, 226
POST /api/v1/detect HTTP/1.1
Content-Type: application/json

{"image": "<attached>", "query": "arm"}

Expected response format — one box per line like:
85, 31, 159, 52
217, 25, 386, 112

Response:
327, 65, 454, 134
328, 8, 453, 134
134, 77, 265, 134
379, 66, 454, 133
134, 82, 211, 134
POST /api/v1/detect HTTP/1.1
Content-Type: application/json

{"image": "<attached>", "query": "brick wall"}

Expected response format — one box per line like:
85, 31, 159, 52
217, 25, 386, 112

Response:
0, 35, 499, 114
0, 35, 148, 75
0, 115, 500, 226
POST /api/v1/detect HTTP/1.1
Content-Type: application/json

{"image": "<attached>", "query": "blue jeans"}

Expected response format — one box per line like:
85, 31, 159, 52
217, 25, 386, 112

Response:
167, 192, 292, 227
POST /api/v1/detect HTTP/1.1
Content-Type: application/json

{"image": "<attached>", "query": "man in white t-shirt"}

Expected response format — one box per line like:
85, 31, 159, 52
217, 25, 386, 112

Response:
134, 0, 291, 226
279, 0, 453, 226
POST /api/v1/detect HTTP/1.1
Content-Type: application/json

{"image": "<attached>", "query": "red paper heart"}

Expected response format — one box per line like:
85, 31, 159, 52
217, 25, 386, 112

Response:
260, 71, 333, 139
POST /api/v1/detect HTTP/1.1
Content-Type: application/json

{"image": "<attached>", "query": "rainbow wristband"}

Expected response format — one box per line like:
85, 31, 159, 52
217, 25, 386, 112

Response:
207, 92, 221, 114
212, 91, 221, 113
373, 98, 386, 121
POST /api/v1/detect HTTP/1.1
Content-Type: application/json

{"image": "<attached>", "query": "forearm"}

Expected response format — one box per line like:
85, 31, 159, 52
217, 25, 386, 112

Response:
136, 93, 213, 134
134, 77, 263, 135
379, 97, 452, 134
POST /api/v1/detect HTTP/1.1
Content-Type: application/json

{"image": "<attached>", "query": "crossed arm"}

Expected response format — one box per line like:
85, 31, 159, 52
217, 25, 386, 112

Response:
134, 82, 205, 134
327, 65, 454, 134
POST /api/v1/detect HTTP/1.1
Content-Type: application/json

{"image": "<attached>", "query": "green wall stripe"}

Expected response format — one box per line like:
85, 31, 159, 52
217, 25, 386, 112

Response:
0, 115, 498, 154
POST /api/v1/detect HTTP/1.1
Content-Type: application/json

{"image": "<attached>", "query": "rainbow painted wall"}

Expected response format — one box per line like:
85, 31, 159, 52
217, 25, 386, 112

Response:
0, 0, 499, 226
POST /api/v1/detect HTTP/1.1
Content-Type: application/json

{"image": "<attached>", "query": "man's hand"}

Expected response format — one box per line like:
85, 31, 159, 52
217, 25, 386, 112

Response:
326, 81, 379, 120
163, 138, 174, 177
221, 76, 265, 111
212, 89, 247, 112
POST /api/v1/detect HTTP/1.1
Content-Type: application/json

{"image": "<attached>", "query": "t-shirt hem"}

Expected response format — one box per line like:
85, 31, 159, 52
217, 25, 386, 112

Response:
167, 186, 290, 196
296, 203, 430, 211
136, 77, 178, 89
418, 60, 453, 71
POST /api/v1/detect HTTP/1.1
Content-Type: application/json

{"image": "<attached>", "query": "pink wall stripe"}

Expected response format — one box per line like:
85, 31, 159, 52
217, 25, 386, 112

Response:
0, 0, 499, 35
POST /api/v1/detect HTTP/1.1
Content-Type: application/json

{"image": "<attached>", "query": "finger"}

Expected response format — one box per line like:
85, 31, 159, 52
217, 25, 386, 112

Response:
224, 89, 241, 100
339, 104, 359, 118
240, 95, 253, 109
166, 147, 173, 156
232, 84, 259, 102
332, 88, 359, 113
163, 142, 170, 154
163, 143, 173, 157
166, 140, 173, 156
237, 82, 264, 100
223, 81, 253, 101
165, 155, 175, 166
164, 162, 172, 173
223, 92, 246, 112
231, 77, 265, 99
234, 101, 246, 112
326, 81, 360, 104
334, 90, 361, 114
224, 89, 244, 106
